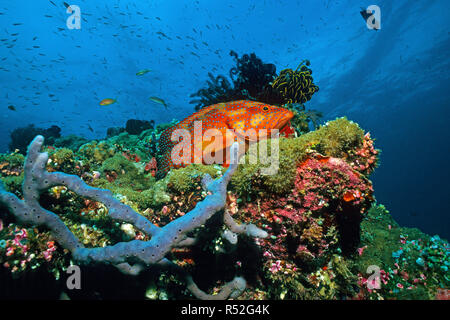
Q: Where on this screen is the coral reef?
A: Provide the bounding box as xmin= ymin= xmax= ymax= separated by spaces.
xmin=125 ymin=119 xmax=155 ymax=135
xmin=78 ymin=140 xmax=117 ymax=165
xmin=282 ymin=103 xmax=323 ymax=135
xmin=0 ymin=152 xmax=24 ymax=177
xmin=0 ymin=224 xmax=69 ymax=277
xmin=53 ymin=134 xmax=88 ymax=151
xmin=227 ymin=151 xmax=375 ymax=298
xmin=0 ymin=116 xmax=448 ymax=300
xmin=9 ymin=124 xmax=61 ymax=154
xmin=230 ymin=117 xmax=371 ymax=196
xmin=353 ymin=204 xmax=449 ymax=300
xmin=0 ymin=136 xmax=267 ymax=299
xmin=106 ymin=126 xmax=126 ymax=138
xmin=0 ymin=152 xmax=25 ymax=196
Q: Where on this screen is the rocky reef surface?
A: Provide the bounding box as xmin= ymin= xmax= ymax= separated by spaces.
xmin=0 ymin=118 xmax=448 ymax=300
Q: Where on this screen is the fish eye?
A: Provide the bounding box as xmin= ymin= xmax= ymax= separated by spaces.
xmin=263 ymin=106 xmax=269 ymax=111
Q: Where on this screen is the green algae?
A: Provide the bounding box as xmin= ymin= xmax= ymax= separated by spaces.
xmin=0 ymin=152 xmax=25 ymax=195
xmin=167 ymin=164 xmax=224 ymax=194
xmin=51 ymin=148 xmax=74 ymax=163
xmin=78 ymin=140 xmax=117 ymax=165
xmin=48 ymin=148 xmax=76 ymax=173
xmin=0 ymin=152 xmax=25 ymax=168
xmin=231 ymin=117 xmax=365 ymax=195
xmin=306 ymin=117 xmax=364 ymax=158
xmin=100 ymin=154 xmax=137 ymax=174
xmin=0 ymin=174 xmax=24 ymax=195
xmin=92 ymin=180 xmax=157 ymax=210
xmin=107 ymin=132 xmax=140 ymax=147
xmin=54 ymin=134 xmax=88 ymax=151
xmin=353 ymin=204 xmax=449 ymax=300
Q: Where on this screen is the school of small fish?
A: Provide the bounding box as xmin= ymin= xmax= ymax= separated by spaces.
xmin=0 ymin=1 xmax=312 ymax=141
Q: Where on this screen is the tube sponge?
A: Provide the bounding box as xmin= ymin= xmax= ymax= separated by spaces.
xmin=0 ymin=135 xmax=267 ymax=299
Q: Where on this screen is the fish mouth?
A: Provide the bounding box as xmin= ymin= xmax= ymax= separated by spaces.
xmin=277 ymin=111 xmax=294 ymax=131
xmin=278 ymin=120 xmax=290 ymax=131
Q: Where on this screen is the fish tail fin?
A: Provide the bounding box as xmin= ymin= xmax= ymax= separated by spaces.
xmin=156 ymin=152 xmax=172 ymax=179
xmin=156 ymin=124 xmax=178 ymax=178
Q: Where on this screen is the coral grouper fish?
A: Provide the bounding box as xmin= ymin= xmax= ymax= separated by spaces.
xmin=157 ymin=100 xmax=294 ymax=177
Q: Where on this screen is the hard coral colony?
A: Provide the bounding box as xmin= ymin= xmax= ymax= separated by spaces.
xmin=0 ymin=55 xmax=448 ymax=301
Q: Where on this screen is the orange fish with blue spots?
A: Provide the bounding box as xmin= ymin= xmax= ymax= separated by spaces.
xmin=157 ymin=100 xmax=294 ymax=177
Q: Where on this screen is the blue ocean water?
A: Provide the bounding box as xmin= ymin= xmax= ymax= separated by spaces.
xmin=0 ymin=0 xmax=448 ymax=239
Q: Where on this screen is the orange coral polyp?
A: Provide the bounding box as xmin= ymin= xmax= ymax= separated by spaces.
xmin=343 ymin=191 xmax=356 ymax=202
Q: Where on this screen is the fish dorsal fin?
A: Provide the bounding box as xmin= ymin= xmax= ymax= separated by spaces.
xmin=158 ymin=105 xmax=222 ymax=151
xmin=185 ymin=103 xmax=224 ymax=122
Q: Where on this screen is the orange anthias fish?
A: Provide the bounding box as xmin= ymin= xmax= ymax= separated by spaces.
xmin=99 ymin=98 xmax=116 ymax=106
xmin=157 ymin=100 xmax=294 ymax=177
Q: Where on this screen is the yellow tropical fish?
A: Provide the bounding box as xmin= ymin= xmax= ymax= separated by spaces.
xmin=136 ymin=69 xmax=151 ymax=76
xmin=149 ymin=96 xmax=167 ymax=108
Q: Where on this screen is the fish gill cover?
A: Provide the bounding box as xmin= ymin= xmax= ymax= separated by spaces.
xmin=0 ymin=0 xmax=449 ymax=302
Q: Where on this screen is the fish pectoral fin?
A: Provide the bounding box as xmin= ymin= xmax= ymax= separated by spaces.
xmin=234 ymin=130 xmax=260 ymax=142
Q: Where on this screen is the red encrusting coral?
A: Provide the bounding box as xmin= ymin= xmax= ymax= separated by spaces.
xmin=145 ymin=157 xmax=158 ymax=177
xmin=122 ymin=150 xmax=141 ymax=163
xmin=348 ymin=132 xmax=379 ymax=175
xmin=279 ymin=122 xmax=296 ymax=138
xmin=233 ymin=142 xmax=376 ymax=274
